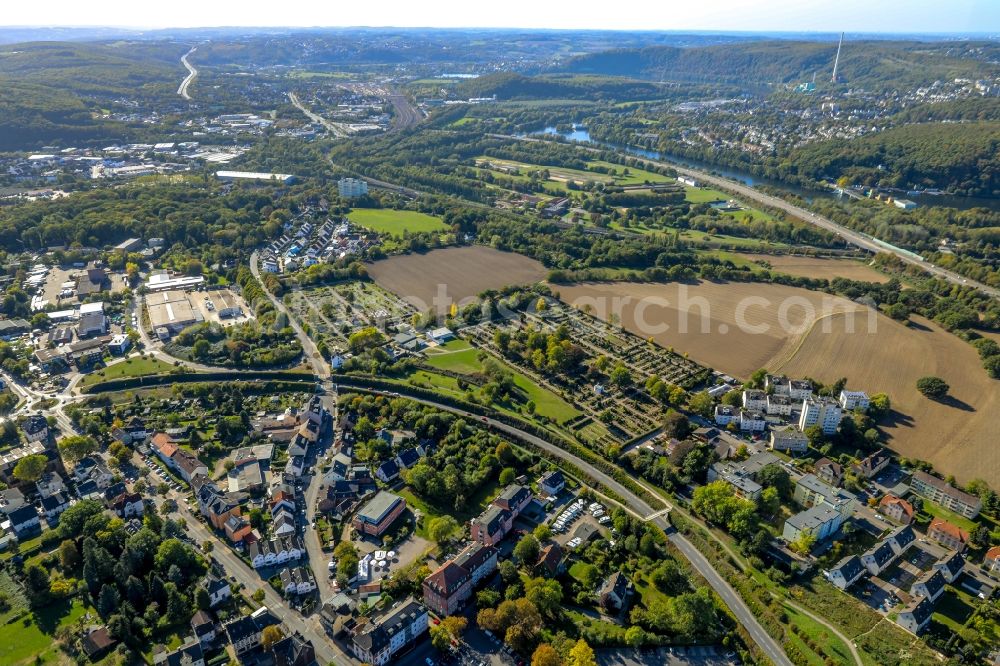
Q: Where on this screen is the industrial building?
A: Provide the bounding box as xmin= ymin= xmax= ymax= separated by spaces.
xmin=216 ymin=170 xmax=295 ymax=184
xmin=147 ymin=290 xmax=203 ymax=340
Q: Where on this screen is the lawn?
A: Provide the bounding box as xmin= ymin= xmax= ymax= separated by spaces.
xmin=683 ymin=186 xmax=729 ymax=203
xmin=919 ymin=501 xmax=980 ymax=533
xmin=400 ymin=477 xmax=499 ymax=538
xmin=511 ymin=373 xmax=580 ymax=423
xmin=347 ymin=208 xmax=447 ymax=238
xmin=0 ymin=597 xmax=92 ymax=665
xmin=931 ymin=588 xmax=977 ymax=633
xmin=80 ymin=356 xmax=175 ymax=387
xmin=424 ymin=348 xmax=483 ymax=375
xmin=585 ymin=160 xmax=671 ymax=185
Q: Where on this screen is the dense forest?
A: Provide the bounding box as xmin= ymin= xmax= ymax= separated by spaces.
xmin=785 ymin=122 xmax=1000 ymax=197
xmin=561 ymin=40 xmax=1000 ymax=89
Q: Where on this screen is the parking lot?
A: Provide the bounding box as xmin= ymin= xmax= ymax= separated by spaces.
xmin=551 ymin=498 xmax=610 ymax=550
xmin=190 ymin=287 xmax=254 ymax=328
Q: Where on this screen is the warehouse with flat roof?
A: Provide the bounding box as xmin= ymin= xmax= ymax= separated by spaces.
xmin=147 ymin=290 xmax=203 ymax=340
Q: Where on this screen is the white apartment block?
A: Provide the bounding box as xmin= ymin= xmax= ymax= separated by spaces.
xmin=338 ymin=177 xmax=369 ymax=198
xmin=788 ymin=379 xmax=814 ymax=400
xmin=765 ymin=394 xmax=794 ymax=416
xmin=738 ymin=409 xmax=766 ymax=432
xmin=839 ymin=390 xmax=870 ymax=411
xmin=742 ymin=389 xmax=767 ymax=412
xmin=798 ymin=397 xmax=842 ymax=435
xmin=769 ymin=425 xmax=809 ymax=453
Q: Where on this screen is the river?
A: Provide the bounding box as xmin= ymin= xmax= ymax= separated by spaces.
xmin=535 ymin=126 xmax=1000 ymax=212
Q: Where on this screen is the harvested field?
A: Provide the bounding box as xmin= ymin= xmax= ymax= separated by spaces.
xmin=555 ymin=280 xmax=866 ymax=380
xmin=368 ymin=246 xmax=547 ymax=311
xmin=739 ymin=254 xmax=890 ymax=283
xmin=777 ymin=313 xmax=999 ymax=486
xmin=558 ymin=279 xmax=997 ymax=484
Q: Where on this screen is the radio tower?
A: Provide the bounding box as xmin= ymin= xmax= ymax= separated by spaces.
xmin=831 ymin=32 xmax=844 ymax=83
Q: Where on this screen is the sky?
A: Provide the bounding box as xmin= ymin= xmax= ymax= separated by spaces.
xmin=1 ymin=0 xmax=997 ymax=34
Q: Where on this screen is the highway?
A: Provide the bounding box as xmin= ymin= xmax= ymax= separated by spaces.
xmin=178 ymin=47 xmax=198 ymax=100
xmin=497 ymin=133 xmax=1000 ymax=300
xmin=288 ymin=92 xmax=349 ymax=138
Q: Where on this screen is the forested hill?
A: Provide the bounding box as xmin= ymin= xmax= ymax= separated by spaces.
xmin=560 ymin=40 xmax=1000 ymax=88
xmin=453 ymin=73 xmax=673 ymax=101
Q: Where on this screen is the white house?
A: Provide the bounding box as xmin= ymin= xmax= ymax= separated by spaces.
xmin=202 ymin=575 xmax=232 ymax=608
xmin=280 ymin=566 xmax=317 ymax=596
xmin=788 ymin=379 xmax=814 ymax=400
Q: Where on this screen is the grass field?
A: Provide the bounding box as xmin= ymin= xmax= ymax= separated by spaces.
xmin=782 ymin=603 xmax=856 ymax=666
xmin=0 ymin=597 xmax=92 ymax=665
xmin=738 ymin=253 xmax=890 ymax=283
xmin=424 ymin=347 xmax=483 ymax=375
xmin=920 ymin=500 xmax=980 ymax=533
xmin=347 ymin=208 xmax=447 ymax=237
xmin=368 ymin=246 xmax=547 ymax=311
xmin=79 ymin=356 xmax=175 ymax=387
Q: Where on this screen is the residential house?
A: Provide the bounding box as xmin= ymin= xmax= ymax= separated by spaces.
xmin=539 ymin=470 xmax=565 ymax=496
xmin=766 ymin=374 xmax=789 ymax=395
xmin=280 ymin=567 xmax=316 ymax=596
xmin=22 ymin=414 xmax=49 ymax=443
xmin=852 ymin=449 xmax=890 ymax=480
xmin=707 ymin=452 xmax=780 ymax=501
xmin=911 ymin=569 xmax=946 ymax=603
xmin=910 ymin=471 xmax=982 ymax=519
xmin=271 ymin=510 xmax=296 ymax=537
xmin=110 ymin=492 xmax=144 ymax=518
xmin=249 ymin=537 xmax=304 ymax=569
xmin=36 ymin=471 xmax=67 ymax=499
xmin=172 ymin=449 xmax=208 ymax=484
xmin=879 ymin=495 xmax=915 ymax=525
xmin=896 ymin=597 xmax=934 ymax=634
xmin=8 ymin=505 xmax=40 ymax=538
xmin=814 ymin=458 xmax=843 ymax=487
xmin=714 ymin=404 xmax=737 ymax=426
xmin=827 ymin=555 xmax=865 ymax=590
xmin=201 ymin=574 xmax=231 ymax=608
xmin=927 ymin=518 xmax=970 ymax=552
xmin=492 ymin=484 xmax=532 ymax=516
xmin=266 ymin=632 xmax=315 ymax=666
xmin=40 ymin=492 xmax=71 ymax=522
xmin=765 ymin=394 xmax=794 ymax=416
xmin=537 ymin=543 xmax=564 ymax=577
xmin=224 ymin=607 xmax=280 ymax=656
xmin=375 ymin=459 xmax=400 ymax=483
xmin=793 ymin=474 xmax=855 ymax=521
xmin=190 ymin=609 xmax=216 ymax=646
xmin=350 ymin=598 xmax=428 ymax=666
xmin=788 ymin=379 xmax=814 ymax=400
xmin=886 ymin=525 xmax=917 ymax=555
xmin=353 ymin=491 xmax=406 ymax=537
xmin=395 ymin=448 xmax=420 ymax=470
xmin=599 ymin=571 xmax=633 ymax=612
xmin=224 ymin=515 xmax=253 ymax=543
xmin=768 ymin=425 xmax=808 ymax=453
xmin=933 ymin=552 xmax=965 ymax=584
xmin=984 ymin=546 xmax=1000 ymax=576
xmin=862 ymin=541 xmax=898 ymax=576
xmin=782 ymin=504 xmax=844 ymax=543
xmin=81 ymin=627 xmax=117 ymax=661
xmin=196 ymin=482 xmax=243 ymax=531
